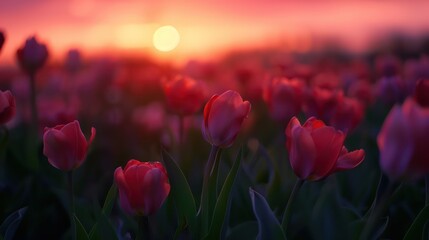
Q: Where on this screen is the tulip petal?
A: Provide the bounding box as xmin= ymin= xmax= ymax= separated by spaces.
xmin=60 ymin=121 xmax=87 ymax=167
xmin=142 ymin=168 xmax=170 ymax=215
xmin=334 ymin=148 xmax=365 ymax=172
xmin=114 ymin=167 xmax=135 ymax=215
xmin=43 ymin=129 xmax=74 ymax=170
xmin=289 ymin=125 xmax=317 ymax=179
xmin=285 ymin=117 xmax=301 ymax=151
xmin=377 ymin=105 xmax=414 ymax=179
xmin=309 ymin=126 xmax=345 ymax=180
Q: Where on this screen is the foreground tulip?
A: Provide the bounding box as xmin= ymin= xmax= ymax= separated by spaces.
xmin=163 ymin=75 xmax=205 ymax=116
xmin=43 ymin=120 xmax=95 ymax=171
xmin=285 ymin=117 xmax=365 ymax=181
xmin=114 ymin=160 xmax=170 ymax=216
xmin=377 ymin=98 xmax=429 ymax=180
xmin=263 ymin=77 xmax=304 ymax=123
xmin=414 ymin=79 xmax=429 ymax=107
xmin=0 ymin=31 xmax=4 ymax=53
xmin=202 ymin=90 xmax=251 ymax=148
xmin=0 ymin=90 xmax=16 ymax=125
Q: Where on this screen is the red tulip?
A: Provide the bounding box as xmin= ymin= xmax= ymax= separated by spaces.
xmin=377 ymin=98 xmax=429 ymax=180
xmin=114 ymin=160 xmax=170 ymax=216
xmin=202 ymin=90 xmax=251 ymax=148
xmin=43 ymin=120 xmax=95 ymax=171
xmin=329 ymin=97 xmax=364 ymax=133
xmin=303 ymin=86 xmax=342 ymax=123
xmin=263 ymin=77 xmax=304 ymax=123
xmin=163 ymin=75 xmax=205 ymax=115
xmin=0 ymin=31 xmax=5 ymax=53
xmin=414 ymin=79 xmax=429 ymax=107
xmin=0 ymin=90 xmax=16 ymax=125
xmin=16 ymin=36 xmax=48 ymax=74
xmin=285 ymin=117 xmax=365 ymax=181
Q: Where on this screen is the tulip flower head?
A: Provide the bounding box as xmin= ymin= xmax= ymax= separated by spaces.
xmin=414 ymin=79 xmax=429 ymax=107
xmin=0 ymin=31 xmax=5 ymax=54
xmin=0 ymin=90 xmax=16 ymax=125
xmin=377 ymin=98 xmax=429 ymax=180
xmin=163 ymin=75 xmax=205 ymax=116
xmin=263 ymin=77 xmax=304 ymax=123
xmin=114 ymin=160 xmax=170 ymax=216
xmin=202 ymin=90 xmax=251 ymax=148
xmin=43 ymin=120 xmax=95 ymax=171
xmin=16 ymin=36 xmax=49 ymax=74
xmin=286 ymin=117 xmax=365 ymax=181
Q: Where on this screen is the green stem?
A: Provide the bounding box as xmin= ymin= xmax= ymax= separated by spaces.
xmin=137 ymin=216 xmax=150 ymax=240
xmin=281 ymin=178 xmax=304 ymax=232
xmin=359 ymin=181 xmax=400 ymax=240
xmin=67 ymin=171 xmax=76 ymax=240
xmin=198 ymin=145 xmax=220 ymax=237
xmin=27 ymin=72 xmax=39 ymax=171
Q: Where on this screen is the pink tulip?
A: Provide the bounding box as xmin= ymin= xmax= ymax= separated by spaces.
xmin=414 ymin=79 xmax=429 ymax=107
xmin=0 ymin=90 xmax=16 ymax=125
xmin=377 ymin=98 xmax=429 ymax=180
xmin=0 ymin=31 xmax=5 ymax=53
xmin=285 ymin=117 xmax=365 ymax=181
xmin=303 ymin=86 xmax=342 ymax=123
xmin=263 ymin=77 xmax=304 ymax=123
xmin=16 ymin=36 xmax=48 ymax=74
xmin=163 ymin=75 xmax=205 ymax=116
xmin=43 ymin=120 xmax=95 ymax=171
xmin=202 ymin=90 xmax=251 ymax=148
xmin=114 ymin=160 xmax=170 ymax=216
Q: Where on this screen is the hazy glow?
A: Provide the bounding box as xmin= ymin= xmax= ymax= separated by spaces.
xmin=152 ymin=25 xmax=180 ymax=52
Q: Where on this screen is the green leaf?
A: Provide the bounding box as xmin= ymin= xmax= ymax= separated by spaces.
xmin=204 ymin=149 xmax=242 ymax=240
xmin=404 ymin=204 xmax=429 ymax=240
xmin=226 ymin=221 xmax=258 ymax=240
xmin=0 ymin=207 xmax=27 ymax=240
xmin=161 ymin=149 xmax=197 ymax=234
xmin=249 ymin=189 xmax=286 ymax=240
xmin=74 ymin=215 xmax=90 ymax=240
xmin=88 ymin=183 xmax=118 ymax=240
xmin=102 ymin=183 xmax=117 ymax=216
xmin=88 ymin=213 xmax=118 ymax=240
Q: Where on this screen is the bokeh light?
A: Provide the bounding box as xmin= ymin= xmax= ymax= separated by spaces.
xmin=152 ymin=25 xmax=180 ymax=52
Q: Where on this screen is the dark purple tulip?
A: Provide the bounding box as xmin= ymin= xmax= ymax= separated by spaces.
xmin=16 ymin=36 xmax=49 ymax=74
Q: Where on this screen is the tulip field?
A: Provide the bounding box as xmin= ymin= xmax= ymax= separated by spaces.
xmin=1 ymin=31 xmax=429 ymax=240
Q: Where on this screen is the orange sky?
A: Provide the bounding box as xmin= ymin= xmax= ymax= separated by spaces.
xmin=1 ymin=1 xmax=429 ymax=66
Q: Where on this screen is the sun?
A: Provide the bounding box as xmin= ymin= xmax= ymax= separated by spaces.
xmin=152 ymin=25 xmax=180 ymax=52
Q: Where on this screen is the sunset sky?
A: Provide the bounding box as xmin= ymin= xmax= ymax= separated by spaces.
xmin=1 ymin=0 xmax=429 ymax=66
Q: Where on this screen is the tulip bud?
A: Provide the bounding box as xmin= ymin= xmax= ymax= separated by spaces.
xmin=114 ymin=160 xmax=170 ymax=216
xmin=329 ymin=97 xmax=364 ymax=133
xmin=303 ymin=86 xmax=342 ymax=123
xmin=285 ymin=117 xmax=365 ymax=181
xmin=377 ymin=98 xmax=429 ymax=180
xmin=16 ymin=36 xmax=49 ymax=74
xmin=202 ymin=90 xmax=251 ymax=148
xmin=263 ymin=77 xmax=304 ymax=123
xmin=0 ymin=90 xmax=16 ymax=125
xmin=0 ymin=31 xmax=5 ymax=54
xmin=43 ymin=120 xmax=95 ymax=171
xmin=163 ymin=75 xmax=205 ymax=116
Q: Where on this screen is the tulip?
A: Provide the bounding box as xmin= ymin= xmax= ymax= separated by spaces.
xmin=377 ymin=98 xmax=429 ymax=180
xmin=263 ymin=77 xmax=304 ymax=123
xmin=0 ymin=31 xmax=5 ymax=53
xmin=43 ymin=120 xmax=95 ymax=171
xmin=202 ymin=90 xmax=251 ymax=148
xmin=303 ymin=86 xmax=342 ymax=123
xmin=114 ymin=160 xmax=170 ymax=216
xmin=0 ymin=90 xmax=16 ymax=125
xmin=285 ymin=117 xmax=365 ymax=181
xmin=163 ymin=75 xmax=205 ymax=116
xmin=329 ymin=97 xmax=364 ymax=133
xmin=16 ymin=36 xmax=48 ymax=74
xmin=414 ymin=79 xmax=429 ymax=107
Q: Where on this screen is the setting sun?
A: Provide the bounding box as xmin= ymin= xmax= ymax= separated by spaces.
xmin=152 ymin=25 xmax=180 ymax=52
